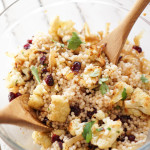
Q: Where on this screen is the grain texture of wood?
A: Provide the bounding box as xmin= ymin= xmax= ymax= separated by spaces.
xmin=101 ymin=0 xmax=150 ymax=64
xmin=0 ymin=95 xmax=51 ymax=132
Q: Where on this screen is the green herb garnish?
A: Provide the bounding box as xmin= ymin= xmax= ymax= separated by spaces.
xmin=116 ymin=131 xmax=120 ymax=133
xmin=68 ymin=32 xmax=83 ymax=50
xmin=121 ymin=88 xmax=127 ymax=101
xmin=96 ymin=127 xmax=104 ymax=132
xmin=140 ymin=74 xmax=149 ymax=83
xmin=43 ymin=63 xmax=47 ymax=66
xmin=99 ymin=78 xmax=109 ymax=95
xmin=90 ymin=69 xmax=100 ymax=77
xmin=99 ymin=77 xmax=109 ymax=84
xmin=82 ymin=121 xmax=95 ymax=143
xmin=107 ymin=127 xmax=111 ymax=131
xmin=15 ymin=80 xmax=18 ymax=85
xmin=31 ymin=66 xmax=40 ymax=84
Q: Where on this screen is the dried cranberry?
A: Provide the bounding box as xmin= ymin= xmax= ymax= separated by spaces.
xmin=88 ymin=143 xmax=98 ymax=149
xmin=133 ymin=45 xmax=142 ymax=53
xmin=115 ymin=115 xmax=131 ymax=124
xmin=42 ymin=117 xmax=48 ymax=125
xmin=42 ymin=68 xmax=47 ymax=73
xmin=70 ymin=105 xmax=81 ymax=116
xmin=8 ymin=92 xmax=22 ymax=102
xmin=24 ymin=43 xmax=30 ymax=50
xmin=98 ymin=120 xmax=104 ymax=126
xmin=40 ymin=55 xmax=46 ymax=65
xmin=8 ymin=92 xmax=16 ymax=102
xmin=51 ymin=134 xmax=63 ymax=143
xmin=118 ymin=56 xmax=123 ymax=63
xmin=71 ymin=61 xmax=81 ymax=73
xmin=117 ymin=134 xmax=126 ymax=142
xmin=27 ymin=39 xmax=32 ymax=44
xmin=58 ymin=141 xmax=63 ymax=150
xmin=124 ymin=128 xmax=127 ymax=132
xmin=128 ymin=134 xmax=135 ymax=141
xmin=45 ymin=74 xmax=54 ymax=86
xmin=15 ymin=92 xmax=21 ymax=97
xmin=87 ymin=108 xmax=97 ymax=119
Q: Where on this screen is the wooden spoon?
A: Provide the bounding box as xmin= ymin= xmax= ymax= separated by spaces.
xmin=0 ymin=94 xmax=51 ymax=132
xmin=100 ymin=0 xmax=150 ymax=64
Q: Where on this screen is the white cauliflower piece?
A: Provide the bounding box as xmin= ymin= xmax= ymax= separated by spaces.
xmin=28 ymin=94 xmax=44 ymax=110
xmin=91 ymin=117 xmax=123 ymax=149
xmin=28 ymin=84 xmax=47 ymax=109
xmin=6 ymin=70 xmax=25 ymax=88
xmin=92 ymin=110 xmax=106 ymax=120
xmin=125 ymin=88 xmax=150 ymax=115
xmin=111 ymin=81 xmax=133 ymax=104
xmin=126 ymin=108 xmax=142 ymax=117
xmin=48 ymin=95 xmax=70 ymax=122
xmin=33 ymin=84 xmax=47 ymax=96
xmin=32 ymin=131 xmax=51 ymax=148
xmin=52 ymin=130 xmax=65 ymax=136
xmin=48 ymin=16 xmax=76 ymax=41
xmin=68 ymin=118 xmax=85 ymax=136
xmin=79 ymin=65 xmax=102 ymax=89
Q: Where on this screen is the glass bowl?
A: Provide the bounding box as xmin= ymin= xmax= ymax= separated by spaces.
xmin=0 ymin=0 xmax=150 ymax=149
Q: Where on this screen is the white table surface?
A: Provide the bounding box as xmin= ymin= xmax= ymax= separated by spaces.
xmin=0 ymin=0 xmax=149 ymax=150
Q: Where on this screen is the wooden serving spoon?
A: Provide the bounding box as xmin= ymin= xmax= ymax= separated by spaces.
xmin=0 ymin=95 xmax=51 ymax=132
xmin=101 ymin=0 xmax=150 ymax=64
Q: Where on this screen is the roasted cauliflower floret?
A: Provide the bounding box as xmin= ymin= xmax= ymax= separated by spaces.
xmin=28 ymin=83 xmax=47 ymax=109
xmin=125 ymin=88 xmax=150 ymax=115
xmin=48 ymin=95 xmax=70 ymax=122
xmin=52 ymin=130 xmax=65 ymax=136
xmin=6 ymin=70 xmax=25 ymax=88
xmin=48 ymin=16 xmax=76 ymax=42
xmin=68 ymin=118 xmax=85 ymax=136
xmin=32 ymin=131 xmax=51 ymax=148
xmin=79 ymin=65 xmax=102 ymax=89
xmin=92 ymin=110 xmax=106 ymax=121
xmin=111 ymin=81 xmax=133 ymax=104
xmin=91 ymin=117 xmax=123 ymax=149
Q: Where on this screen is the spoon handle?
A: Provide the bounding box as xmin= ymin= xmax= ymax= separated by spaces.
xmin=120 ymin=0 xmax=149 ymax=38
xmin=0 ymin=95 xmax=51 ymax=132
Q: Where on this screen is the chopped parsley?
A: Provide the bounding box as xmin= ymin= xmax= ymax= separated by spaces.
xmin=68 ymin=32 xmax=83 ymax=50
xmin=121 ymin=88 xmax=127 ymax=101
xmin=43 ymin=63 xmax=48 ymax=66
xmin=15 ymin=80 xmax=18 ymax=85
xmin=82 ymin=121 xmax=95 ymax=143
xmin=90 ymin=69 xmax=100 ymax=77
xmin=107 ymin=127 xmax=111 ymax=131
xmin=96 ymin=127 xmax=104 ymax=132
xmin=140 ymin=74 xmax=149 ymax=83
xmin=99 ymin=78 xmax=109 ymax=95
xmin=31 ymin=66 xmax=40 ymax=84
